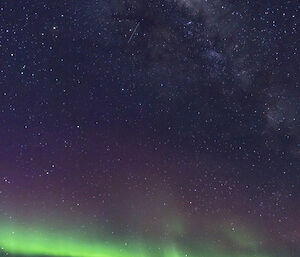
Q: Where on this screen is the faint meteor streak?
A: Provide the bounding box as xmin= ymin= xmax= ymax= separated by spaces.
xmin=128 ymin=22 xmax=140 ymax=43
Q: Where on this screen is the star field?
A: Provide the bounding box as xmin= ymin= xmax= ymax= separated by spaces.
xmin=0 ymin=1 xmax=299 ymax=257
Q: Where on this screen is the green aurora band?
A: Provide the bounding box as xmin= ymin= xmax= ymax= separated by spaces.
xmin=0 ymin=221 xmax=284 ymax=257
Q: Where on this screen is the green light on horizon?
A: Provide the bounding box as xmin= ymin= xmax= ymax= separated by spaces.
xmin=0 ymin=221 xmax=278 ymax=257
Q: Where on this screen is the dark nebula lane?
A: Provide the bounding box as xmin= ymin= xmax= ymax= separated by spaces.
xmin=0 ymin=0 xmax=299 ymax=257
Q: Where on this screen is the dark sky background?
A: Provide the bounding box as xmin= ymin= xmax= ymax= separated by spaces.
xmin=0 ymin=1 xmax=299 ymax=257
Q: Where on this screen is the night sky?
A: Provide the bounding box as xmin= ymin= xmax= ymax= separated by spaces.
xmin=0 ymin=1 xmax=299 ymax=257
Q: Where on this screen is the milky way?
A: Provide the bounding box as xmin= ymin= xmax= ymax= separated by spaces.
xmin=0 ymin=0 xmax=299 ymax=257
